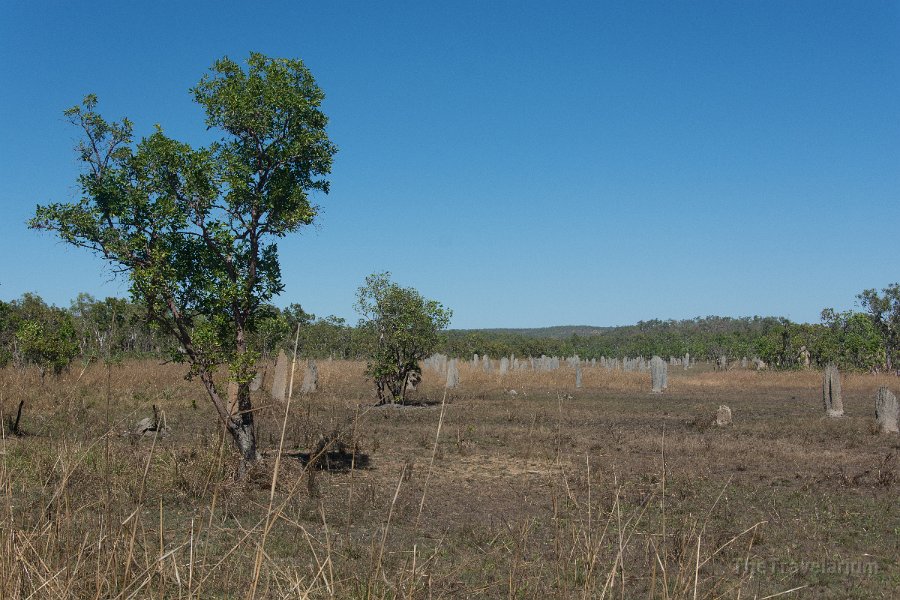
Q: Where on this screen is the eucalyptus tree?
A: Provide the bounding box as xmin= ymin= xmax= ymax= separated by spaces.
xmin=29 ymin=53 xmax=337 ymax=472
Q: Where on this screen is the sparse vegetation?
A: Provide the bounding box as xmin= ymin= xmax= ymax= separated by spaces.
xmin=0 ymin=359 xmax=896 ymax=598
xmin=7 ymin=50 xmax=899 ymax=597
xmin=5 ymin=3 xmax=896 ymax=596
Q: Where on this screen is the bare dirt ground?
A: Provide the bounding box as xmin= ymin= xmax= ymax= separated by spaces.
xmin=1 ymin=360 xmax=897 ymax=598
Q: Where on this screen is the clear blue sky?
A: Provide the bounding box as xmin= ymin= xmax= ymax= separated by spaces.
xmin=1 ymin=1 xmax=898 ymax=328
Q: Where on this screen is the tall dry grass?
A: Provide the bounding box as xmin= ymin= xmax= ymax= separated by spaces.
xmin=1 ymin=359 xmax=889 ymax=598
xmin=0 ymin=434 xmax=777 ymax=598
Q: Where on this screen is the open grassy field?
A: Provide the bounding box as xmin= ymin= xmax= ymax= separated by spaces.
xmin=1 ymin=360 xmax=897 ymax=598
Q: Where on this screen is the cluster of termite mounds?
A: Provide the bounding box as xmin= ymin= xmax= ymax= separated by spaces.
xmin=259 ymin=350 xmax=319 ymax=403
xmin=422 ymin=352 xmax=900 ymax=436
xmin=821 ymin=363 xmax=899 ymax=434
xmin=648 ymin=355 xmax=732 ymax=428
xmin=424 ymin=351 xmax=695 ymax=392
xmin=647 ymin=355 xmax=899 ymax=434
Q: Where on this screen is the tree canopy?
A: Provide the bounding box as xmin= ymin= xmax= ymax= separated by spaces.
xmin=29 ymin=53 xmax=337 ymax=470
xmin=356 ymin=273 xmax=452 ymax=403
xmin=856 ymin=283 xmax=900 ymax=370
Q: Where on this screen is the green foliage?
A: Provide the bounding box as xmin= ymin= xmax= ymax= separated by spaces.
xmin=301 ymin=315 xmax=356 ymax=358
xmin=856 ymin=284 xmax=900 ymax=370
xmin=4 ymin=284 xmax=898 ymax=378
xmin=752 ymin=326 xmax=784 ymax=368
xmin=356 ymin=273 xmax=452 ymax=403
xmin=16 ymin=315 xmax=78 ymax=376
xmin=250 ymin=304 xmax=291 ymax=359
xmin=28 ymin=53 xmax=337 ymax=462
xmin=819 ymin=309 xmax=884 ymax=371
xmin=446 ymin=316 xmax=802 ymax=366
xmin=1 ymin=294 xmax=81 ymax=373
xmin=31 ymin=54 xmax=335 ymax=376
xmin=68 ymin=293 xmax=161 ymax=360
xmin=841 ymin=313 xmax=884 ymax=370
xmin=247 ymin=303 xmax=360 ymax=360
xmin=29 ymin=53 xmax=335 ymax=372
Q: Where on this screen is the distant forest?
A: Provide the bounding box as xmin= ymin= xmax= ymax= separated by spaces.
xmin=2 ymin=286 xmax=897 ymax=375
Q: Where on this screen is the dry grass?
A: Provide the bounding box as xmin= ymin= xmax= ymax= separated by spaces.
xmin=0 ymin=359 xmax=897 ymax=598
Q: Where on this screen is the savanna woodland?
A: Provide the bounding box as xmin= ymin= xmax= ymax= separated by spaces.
xmin=1 ymin=53 xmax=897 ymax=599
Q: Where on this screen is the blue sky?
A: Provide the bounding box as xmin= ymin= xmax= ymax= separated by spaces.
xmin=1 ymin=1 xmax=898 ymax=328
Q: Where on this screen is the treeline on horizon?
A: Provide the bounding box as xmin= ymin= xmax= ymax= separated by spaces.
xmin=1 ymin=285 xmax=898 ymax=376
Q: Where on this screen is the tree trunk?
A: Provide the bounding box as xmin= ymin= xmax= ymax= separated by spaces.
xmin=198 ymin=370 xmax=260 ymax=477
xmin=229 ymin=407 xmax=259 ymax=478
xmin=229 ymin=381 xmax=260 ymax=465
xmin=8 ymin=400 xmax=25 ymax=436
xmin=398 ymin=370 xmax=409 ymax=403
xmin=230 ymin=323 xmax=261 ymax=473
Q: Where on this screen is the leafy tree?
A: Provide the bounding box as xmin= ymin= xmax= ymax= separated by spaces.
xmin=841 ymin=313 xmax=884 ymax=370
xmin=752 ymin=329 xmax=781 ymax=367
xmin=69 ymin=293 xmax=136 ymax=358
xmin=251 ymin=304 xmax=292 ymax=359
xmin=16 ymin=320 xmax=77 ymax=376
xmin=301 ymin=315 xmax=355 ymax=358
xmin=283 ymin=303 xmax=315 ymax=331
xmin=857 ymin=284 xmax=900 ymax=370
xmin=752 ymin=318 xmax=796 ymax=368
xmin=820 ymin=308 xmax=885 ymax=371
xmin=15 ymin=308 xmax=79 ymax=377
xmin=356 ymin=272 xmax=451 ymax=404
xmin=29 ymin=53 xmax=337 ymax=471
